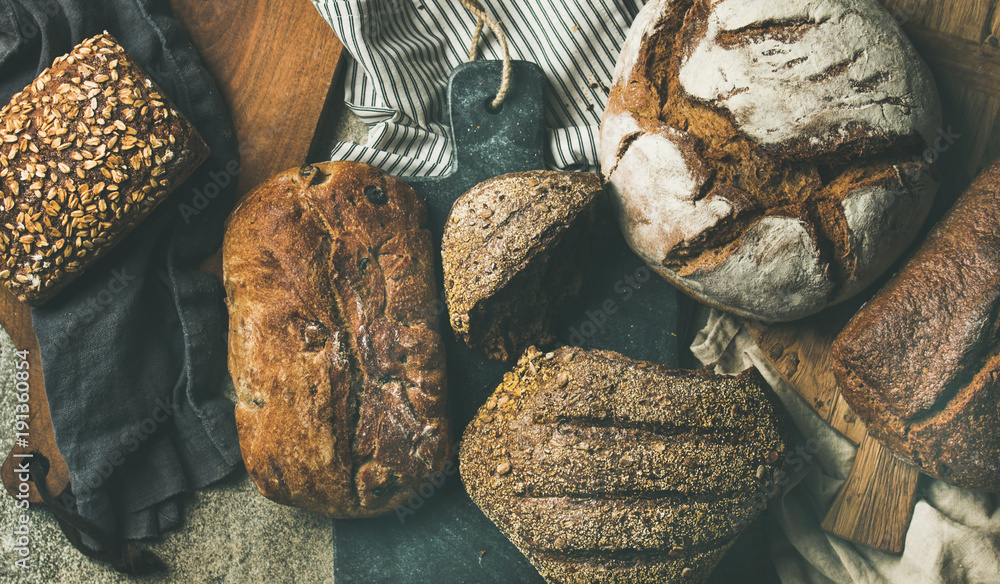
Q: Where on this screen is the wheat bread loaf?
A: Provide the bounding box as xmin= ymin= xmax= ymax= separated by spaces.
xmin=224 ymin=161 xmax=452 ymax=517
xmin=0 ymin=32 xmax=209 ymax=305
xmin=461 ymin=346 xmax=790 ymax=583
xmin=832 ymin=159 xmax=1000 ymax=491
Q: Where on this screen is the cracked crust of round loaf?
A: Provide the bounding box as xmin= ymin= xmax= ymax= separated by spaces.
xmin=600 ymin=0 xmax=942 ymax=322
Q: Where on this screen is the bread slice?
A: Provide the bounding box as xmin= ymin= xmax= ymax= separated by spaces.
xmin=460 ymin=346 xmax=790 ymax=583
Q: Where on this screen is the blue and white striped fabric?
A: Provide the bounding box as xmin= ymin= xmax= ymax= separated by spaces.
xmin=310 ymin=0 xmax=644 ymax=176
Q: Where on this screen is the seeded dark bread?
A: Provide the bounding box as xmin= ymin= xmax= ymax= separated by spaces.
xmin=832 ymin=159 xmax=1000 ymax=491
xmin=0 ymin=33 xmax=209 ymax=305
xmin=600 ymin=0 xmax=942 ymax=322
xmin=442 ymin=171 xmax=605 ymax=362
xmin=224 ymin=161 xmax=452 ymax=517
xmin=460 ymin=346 xmax=790 ymax=583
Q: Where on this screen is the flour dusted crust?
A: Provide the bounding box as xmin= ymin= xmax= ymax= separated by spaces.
xmin=678 ymin=0 xmax=940 ymax=154
xmin=601 ymin=0 xmax=941 ymax=322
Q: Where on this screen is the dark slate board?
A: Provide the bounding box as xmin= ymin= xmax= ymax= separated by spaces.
xmin=333 ymin=60 xmax=679 ymax=583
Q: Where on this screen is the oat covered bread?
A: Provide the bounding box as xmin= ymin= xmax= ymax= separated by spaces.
xmin=832 ymin=159 xmax=1000 ymax=491
xmin=0 ymin=33 xmax=209 ymax=305
xmin=600 ymin=0 xmax=942 ymax=322
xmin=224 ymin=161 xmax=452 ymax=517
xmin=442 ymin=171 xmax=605 ymax=362
xmin=460 ymin=346 xmax=790 ymax=583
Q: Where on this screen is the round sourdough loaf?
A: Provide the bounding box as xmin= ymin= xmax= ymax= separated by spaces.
xmin=600 ymin=0 xmax=942 ymax=322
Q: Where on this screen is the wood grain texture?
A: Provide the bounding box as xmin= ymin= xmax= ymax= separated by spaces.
xmin=745 ymin=0 xmax=1000 ymax=555
xmin=744 ymin=306 xmax=866 ymax=446
xmin=885 ymin=0 xmax=1000 ymax=191
xmin=0 ymin=287 xmax=67 ymax=503
xmin=167 ymin=0 xmax=344 ymax=198
xmin=821 ymin=434 xmax=921 ymax=554
xmin=2 ymin=0 xmax=344 ymax=503
xmin=745 ymin=313 xmax=921 ymax=555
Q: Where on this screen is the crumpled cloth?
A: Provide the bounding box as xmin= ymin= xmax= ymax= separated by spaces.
xmin=0 ymin=0 xmax=241 ymax=542
xmin=692 ymin=309 xmax=1000 ymax=584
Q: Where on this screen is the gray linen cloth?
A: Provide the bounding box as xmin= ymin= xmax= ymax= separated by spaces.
xmin=1 ymin=0 xmax=242 ymax=548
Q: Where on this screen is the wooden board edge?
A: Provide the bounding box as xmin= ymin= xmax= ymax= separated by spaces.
xmin=821 ymin=432 xmax=921 ymax=554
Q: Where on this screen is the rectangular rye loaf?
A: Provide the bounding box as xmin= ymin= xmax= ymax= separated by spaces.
xmin=832 ymin=158 xmax=1000 ymax=491
xmin=0 ymin=33 xmax=209 ymax=305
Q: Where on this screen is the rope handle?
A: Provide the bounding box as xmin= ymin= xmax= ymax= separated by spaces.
xmin=459 ymin=0 xmax=512 ymax=109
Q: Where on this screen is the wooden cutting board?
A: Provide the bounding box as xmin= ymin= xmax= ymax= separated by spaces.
xmin=1 ymin=0 xmax=343 ymax=503
xmin=742 ymin=0 xmax=1000 ymax=555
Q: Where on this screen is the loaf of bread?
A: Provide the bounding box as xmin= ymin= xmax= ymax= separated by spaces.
xmin=442 ymin=171 xmax=605 ymax=362
xmin=460 ymin=346 xmax=789 ymax=583
xmin=600 ymin=0 xmax=941 ymax=322
xmin=224 ymin=161 xmax=452 ymax=517
xmin=0 ymin=33 xmax=209 ymax=305
xmin=832 ymin=159 xmax=1000 ymax=491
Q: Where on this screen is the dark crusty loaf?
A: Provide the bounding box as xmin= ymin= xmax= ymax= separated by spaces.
xmin=600 ymin=0 xmax=941 ymax=322
xmin=832 ymin=159 xmax=1000 ymax=491
xmin=460 ymin=346 xmax=789 ymax=583
xmin=224 ymin=161 xmax=452 ymax=517
xmin=442 ymin=171 xmax=605 ymax=362
xmin=0 ymin=33 xmax=209 ymax=305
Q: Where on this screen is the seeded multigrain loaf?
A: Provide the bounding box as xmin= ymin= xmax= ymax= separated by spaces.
xmin=0 ymin=33 xmax=209 ymax=305
xmin=832 ymin=159 xmax=1000 ymax=491
xmin=600 ymin=0 xmax=942 ymax=322
xmin=460 ymin=346 xmax=790 ymax=584
xmin=224 ymin=161 xmax=452 ymax=518
xmin=442 ymin=171 xmax=605 ymax=362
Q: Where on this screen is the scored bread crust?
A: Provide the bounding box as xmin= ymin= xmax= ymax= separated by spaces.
xmin=223 ymin=161 xmax=451 ymax=517
xmin=832 ymin=159 xmax=1000 ymax=491
xmin=600 ymin=0 xmax=941 ymax=322
xmin=460 ymin=346 xmax=790 ymax=583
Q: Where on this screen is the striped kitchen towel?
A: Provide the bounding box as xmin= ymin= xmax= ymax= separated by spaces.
xmin=310 ymin=0 xmax=644 ymax=175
